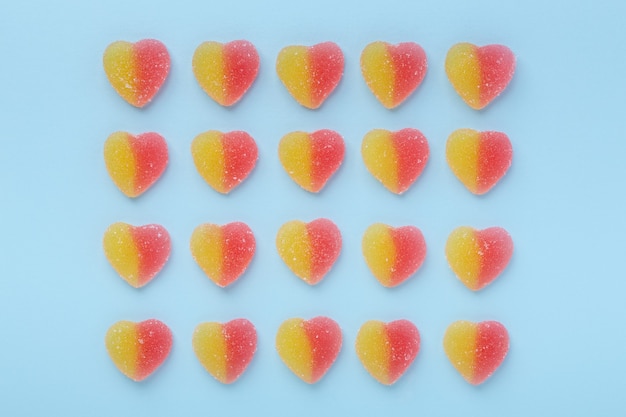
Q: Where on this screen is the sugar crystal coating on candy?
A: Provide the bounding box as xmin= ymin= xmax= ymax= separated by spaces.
xmin=192 ymin=130 xmax=258 ymax=194
xmin=104 ymin=131 xmax=168 ymax=198
xmin=193 ymin=319 xmax=257 ymax=384
xmin=445 ymin=43 xmax=515 ymax=110
xmin=355 ymin=320 xmax=420 ymax=385
xmin=362 ymin=224 xmax=426 ymax=288
xmin=103 ymin=222 xmax=171 ymax=288
xmin=446 ymin=129 xmax=512 ymax=195
xmin=276 ymin=42 xmax=344 ymax=109
xmin=443 ymin=320 xmax=509 ymax=385
xmin=193 ymin=40 xmax=260 ymax=106
xmin=278 ymin=129 xmax=345 ymax=193
xmin=190 ymin=222 xmax=256 ymax=288
xmin=105 ymin=319 xmax=172 ymax=381
xmin=103 ymin=39 xmax=170 ymax=107
xmin=445 ymin=226 xmax=513 ymax=291
xmin=276 ymin=218 xmax=342 ymax=285
xmin=362 ymin=128 xmax=429 ymax=194
xmin=276 ymin=316 xmax=342 ymax=384
xmin=360 ymin=41 xmax=428 ymax=109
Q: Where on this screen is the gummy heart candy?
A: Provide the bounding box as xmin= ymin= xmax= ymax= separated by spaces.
xmin=103 ymin=39 xmax=170 ymax=107
xmin=360 ymin=41 xmax=427 ymax=109
xmin=278 ymin=129 xmax=345 ymax=193
xmin=190 ymin=222 xmax=256 ymax=288
xmin=362 ymin=223 xmax=426 ymax=288
xmin=192 ymin=40 xmax=259 ymax=106
xmin=445 ymin=226 xmax=513 ymax=291
xmin=443 ymin=320 xmax=509 ymax=385
xmin=193 ymin=319 xmax=257 ymax=384
xmin=191 ymin=130 xmax=258 ymax=194
xmin=446 ymin=128 xmax=512 ymax=195
xmin=276 ymin=42 xmax=344 ymax=109
xmin=105 ymin=319 xmax=172 ymax=381
xmin=103 ymin=222 xmax=171 ymax=288
xmin=276 ymin=218 xmax=342 ymax=285
xmin=355 ymin=319 xmax=420 ymax=385
xmin=362 ymin=128 xmax=429 ymax=194
xmin=104 ymin=131 xmax=168 ymax=198
xmin=276 ymin=316 xmax=342 ymax=384
xmin=445 ymin=43 xmax=515 ymax=110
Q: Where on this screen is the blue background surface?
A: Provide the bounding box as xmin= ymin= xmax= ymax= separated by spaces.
xmin=1 ymin=0 xmax=625 ymax=415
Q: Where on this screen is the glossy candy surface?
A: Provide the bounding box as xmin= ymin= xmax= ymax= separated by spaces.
xmin=276 ymin=219 xmax=342 ymax=285
xmin=103 ymin=39 xmax=170 ymax=107
xmin=443 ymin=320 xmax=509 ymax=385
xmin=276 ymin=42 xmax=344 ymax=109
xmin=361 ymin=41 xmax=427 ymax=109
xmin=193 ymin=40 xmax=259 ymax=106
xmin=193 ymin=319 xmax=257 ymax=384
xmin=103 ymin=223 xmax=171 ymax=288
xmin=190 ymin=222 xmax=256 ymax=287
xmin=105 ymin=319 xmax=172 ymax=381
xmin=355 ymin=320 xmax=420 ymax=385
xmin=276 ymin=317 xmax=342 ymax=384
xmin=362 ymin=128 xmax=429 ymax=194
xmin=445 ymin=43 xmax=515 ymax=110
xmin=279 ymin=129 xmax=345 ymax=193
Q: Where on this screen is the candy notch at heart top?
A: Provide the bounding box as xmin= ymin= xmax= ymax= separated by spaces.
xmin=445 ymin=226 xmax=513 ymax=291
xmin=445 ymin=43 xmax=515 ymax=110
xmin=443 ymin=320 xmax=509 ymax=385
xmin=276 ymin=317 xmax=342 ymax=384
xmin=105 ymin=319 xmax=172 ymax=381
xmin=193 ymin=40 xmax=260 ymax=106
xmin=276 ymin=218 xmax=342 ymax=285
xmin=356 ymin=320 xmax=420 ymax=385
xmin=193 ymin=319 xmax=257 ymax=384
xmin=103 ymin=222 xmax=171 ymax=288
xmin=446 ymin=129 xmax=512 ymax=195
xmin=279 ymin=129 xmax=345 ymax=193
xmin=362 ymin=128 xmax=429 ymax=194
xmin=360 ymin=41 xmax=428 ymax=109
xmin=192 ymin=130 xmax=258 ymax=194
xmin=190 ymin=222 xmax=256 ymax=288
xmin=103 ymin=39 xmax=170 ymax=107
xmin=362 ymin=224 xmax=427 ymax=288
xmin=276 ymin=42 xmax=344 ymax=109
xmin=104 ymin=132 xmax=168 ymax=198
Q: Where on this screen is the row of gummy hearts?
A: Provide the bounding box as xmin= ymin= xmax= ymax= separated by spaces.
xmin=105 ymin=128 xmax=512 ymax=197
xmin=106 ymin=317 xmax=509 ymax=386
xmin=103 ymin=220 xmax=513 ymax=290
xmin=104 ymin=40 xmax=515 ymax=110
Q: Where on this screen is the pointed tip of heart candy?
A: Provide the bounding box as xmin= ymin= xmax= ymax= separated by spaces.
xmin=445 ymin=42 xmax=515 ymax=110
xmin=190 ymin=222 xmax=256 ymax=288
xmin=105 ymin=319 xmax=173 ymax=381
xmin=445 ymin=226 xmax=513 ymax=291
xmin=193 ymin=319 xmax=257 ymax=384
xmin=103 ymin=222 xmax=171 ymax=288
xmin=191 ymin=130 xmax=258 ymax=194
xmin=192 ymin=40 xmax=260 ymax=107
xmin=103 ymin=39 xmax=170 ymax=108
xmin=278 ymin=129 xmax=345 ymax=193
xmin=104 ymin=131 xmax=168 ymax=198
xmin=443 ymin=320 xmax=509 ymax=385
xmin=446 ymin=129 xmax=513 ymax=195
xmin=355 ymin=319 xmax=420 ymax=385
xmin=276 ymin=316 xmax=342 ymax=384
xmin=361 ymin=41 xmax=428 ymax=109
xmin=276 ymin=42 xmax=344 ymax=109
